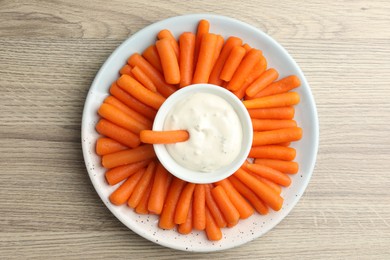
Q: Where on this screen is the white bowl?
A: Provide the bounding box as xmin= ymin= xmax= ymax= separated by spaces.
xmin=153 ymin=84 xmax=253 ymax=184
xmin=81 ymin=14 xmax=319 ymax=252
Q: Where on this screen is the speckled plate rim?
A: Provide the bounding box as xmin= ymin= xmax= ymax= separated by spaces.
xmin=81 ymin=13 xmax=319 ymax=252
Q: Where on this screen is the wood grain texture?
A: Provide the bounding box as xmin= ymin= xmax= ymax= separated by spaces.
xmin=1 ymin=0 xmax=389 ymax=259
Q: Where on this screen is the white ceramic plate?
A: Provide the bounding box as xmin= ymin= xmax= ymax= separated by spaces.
xmin=81 ymin=14 xmax=319 ymax=252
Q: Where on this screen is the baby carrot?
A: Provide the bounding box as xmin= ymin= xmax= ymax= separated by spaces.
xmin=178 ymin=199 xmax=193 ymax=235
xmin=226 ymin=49 xmax=263 ymax=91
xmin=245 ymin=68 xmax=279 ymax=97
xmin=220 ymin=45 xmax=246 ymax=82
xmin=101 ymin=145 xmax=156 ymax=169
xmin=156 ymin=38 xmax=181 ymax=84
xmin=243 ymin=92 xmax=300 ymax=109
xmin=248 ymin=107 xmax=295 ymax=120
xmin=208 ymin=36 xmax=243 ymax=86
xmin=204 ymin=184 xmax=227 ymax=228
xmin=251 ymin=174 xmax=282 ymax=195
xmin=103 ymin=96 xmax=152 ymax=128
xmin=228 ymin=175 xmax=269 ymax=215
xmin=193 ymin=184 xmax=206 ymax=230
xmin=98 ymin=103 xmax=149 ymax=134
xmin=142 ymin=45 xmax=163 ymax=73
xmin=140 ymin=130 xmax=189 ymax=144
xmin=96 ymin=119 xmax=140 ymax=148
xmin=192 ymin=33 xmax=218 ymax=84
xmin=254 ymin=159 xmax=299 ymax=174
xmin=128 ymin=161 xmax=156 ymax=208
xmin=128 ymin=53 xmax=176 ymax=98
xmin=159 ymin=177 xmax=186 ymax=230
xmin=119 ymin=64 xmax=133 ymax=76
xmin=251 ymin=119 xmax=297 ymax=131
xmin=179 ymin=32 xmax=196 ymax=88
xmin=131 ymin=65 xmax=158 ymax=92
xmin=148 ymin=162 xmax=172 ymax=214
xmin=242 ymin=43 xmax=252 ymax=52
xmin=135 ymin=180 xmax=153 ymax=214
xmin=252 ymin=127 xmax=303 ymax=146
xmin=117 ymin=74 xmax=166 ymax=110
xmin=249 ymin=145 xmax=296 ymax=161
xmin=234 ymin=168 xmax=283 ymax=211
xmin=109 ymin=168 xmax=145 ymax=205
xmin=251 ymin=75 xmax=301 ymax=98
xmin=194 ymin=19 xmax=210 ymax=67
xmin=205 ymin=207 xmax=222 ymax=241
xmin=96 ymin=137 xmax=128 ymax=156
xmin=105 ymin=160 xmax=151 ymax=185
xmin=246 ymin=163 xmax=291 ymax=187
xmin=215 ymin=179 xmax=254 ymax=219
xmin=278 ymin=142 xmax=291 ymax=147
xmin=174 ymin=183 xmax=196 ymax=224
xmin=211 ymin=185 xmax=240 ymax=226
xmin=211 ymin=35 xmax=225 ymax=69
xmin=157 ymin=29 xmax=180 ymax=59
xmin=110 ymin=82 xmax=157 ymax=120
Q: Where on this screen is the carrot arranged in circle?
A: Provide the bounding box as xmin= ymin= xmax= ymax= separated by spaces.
xmin=179 ymin=32 xmax=196 ymax=88
xmin=211 ymin=185 xmax=240 ymax=226
xmin=156 ymin=38 xmax=181 ymax=84
xmin=242 ymin=43 xmax=252 ymax=52
xmin=119 ymin=64 xmax=133 ymax=76
xmin=251 ymin=119 xmax=297 ymax=131
xmin=254 ymin=159 xmax=299 ymax=174
xmin=131 ymin=65 xmax=158 ymax=92
xmin=252 ymin=175 xmax=282 ymax=195
xmin=96 ymin=119 xmax=140 ymax=148
xmin=194 ymin=19 xmax=210 ymax=67
xmin=204 ymin=184 xmax=227 ymax=228
xmin=220 ymin=45 xmax=246 ymax=82
xmin=135 ymin=180 xmax=153 ymax=215
xmin=252 ymin=127 xmax=303 ymax=146
xmin=243 ymin=92 xmax=300 ymax=109
xmin=250 ymin=145 xmax=296 ymax=161
xmin=192 ymin=33 xmax=218 ymax=84
xmin=246 ymin=68 xmax=279 ymax=97
xmin=128 ymin=161 xmax=156 ymax=208
xmin=142 ymin=45 xmax=163 ymax=73
xmin=193 ymin=184 xmax=206 ymax=230
xmin=109 ymin=168 xmax=145 ymax=206
xmin=157 ymin=29 xmax=180 ymax=59
xmin=251 ymin=75 xmax=301 ymax=98
xmin=148 ymin=162 xmax=172 ymax=214
xmin=211 ymin=35 xmax=225 ymax=68
xmin=205 ymin=207 xmax=222 ymax=241
xmin=101 ymin=145 xmax=156 ymax=169
xmin=105 ymin=160 xmax=151 ymax=186
xmin=96 ymin=137 xmax=128 ymax=156
xmin=248 ymin=106 xmax=295 ymax=120
xmin=246 ymin=163 xmax=291 ymax=187
xmin=140 ymin=130 xmax=189 ymax=144
xmin=178 ymin=199 xmax=193 ymax=235
xmin=174 ymin=182 xmax=196 ymax=224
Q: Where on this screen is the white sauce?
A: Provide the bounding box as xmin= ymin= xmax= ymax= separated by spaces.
xmin=163 ymin=92 xmax=242 ymax=172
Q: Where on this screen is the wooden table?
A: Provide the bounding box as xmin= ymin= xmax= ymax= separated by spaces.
xmin=1 ymin=0 xmax=389 ymax=259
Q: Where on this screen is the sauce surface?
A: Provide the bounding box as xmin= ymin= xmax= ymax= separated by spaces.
xmin=163 ymin=92 xmax=242 ymax=172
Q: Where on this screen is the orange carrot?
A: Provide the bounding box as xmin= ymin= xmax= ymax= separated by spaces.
xmin=105 ymin=160 xmax=150 ymax=185
xmin=135 ymin=179 xmax=153 ymax=214
xmin=101 ymin=145 xmax=155 ymax=169
xmin=156 ymin=38 xmax=181 ymax=84
xmin=140 ymin=130 xmax=189 ymax=144
xmin=248 ymin=107 xmax=295 ymax=120
xmin=245 ymin=68 xmax=279 ymax=97
xmin=220 ymin=45 xmax=246 ymax=82
xmin=249 ymin=145 xmax=296 ymax=161
xmin=179 ymin=32 xmax=196 ymax=88
xmin=251 ymin=75 xmax=301 ymax=98
xmin=174 ymin=183 xmax=196 ymax=224
xmin=226 ymin=49 xmax=262 ymax=91
xmin=131 ymin=65 xmax=157 ymax=92
xmin=251 ymin=174 xmax=282 ymax=195
xmin=251 ymin=119 xmax=297 ymax=131
xmin=211 ymin=35 xmax=224 ymax=68
xmin=128 ymin=53 xmax=176 ymax=98
xmin=159 ymin=177 xmax=186 ymax=229
xmin=109 ymin=168 xmax=145 ymax=205
xmin=148 ymin=162 xmax=172 ymax=214
xmin=211 ymin=185 xmax=240 ymax=226
xmin=205 ymin=207 xmax=222 ymax=241
xmin=142 ymin=45 xmax=163 ymax=73
xmin=96 ymin=137 xmax=128 ymax=156
xmin=255 ymin=159 xmax=299 ymax=174
xmin=104 ymin=96 xmax=152 ymax=128
xmin=252 ymin=127 xmax=303 ymax=146
xmin=243 ymin=92 xmax=300 ymax=109
xmin=277 ymin=142 xmax=291 ymax=147
xmin=192 ymin=33 xmax=218 ymax=84
xmin=194 ymin=19 xmax=210 ymax=67
xmin=119 ymin=64 xmax=133 ymax=76
xmin=110 ymin=82 xmax=157 ymax=120
xmin=246 ymin=163 xmax=291 ymax=187
xmin=128 ymin=161 xmax=156 ymax=208
xmin=242 ymin=43 xmax=252 ymax=52
xmin=178 ymin=199 xmax=193 ymax=235
xmin=157 ymin=29 xmax=180 ymax=59
xmin=228 ymin=175 xmax=269 ymax=215
xmin=96 ymin=119 xmax=140 ymax=148
xmin=215 ymin=179 xmax=254 ymax=219
xmin=209 ymin=36 xmax=243 ymax=86
xmin=234 ymin=168 xmax=283 ymax=211
xmin=117 ymin=74 xmax=166 ymax=110
xmin=98 ymin=103 xmax=149 ymax=134
xmin=193 ymin=184 xmax=206 ymax=230
xmin=205 ymin=184 xmax=227 ymax=228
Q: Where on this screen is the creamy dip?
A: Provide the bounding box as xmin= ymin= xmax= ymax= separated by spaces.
xmin=163 ymin=92 xmax=242 ymax=172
